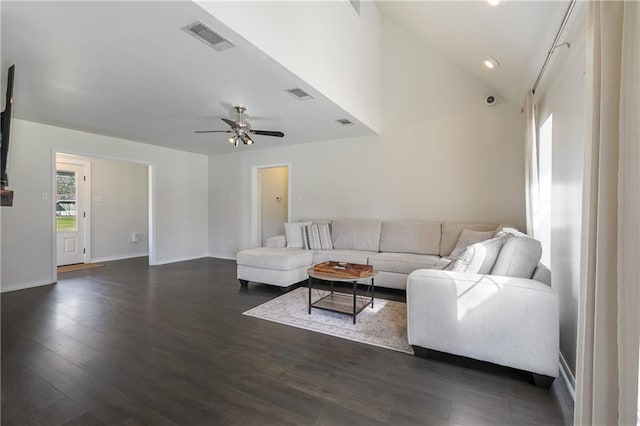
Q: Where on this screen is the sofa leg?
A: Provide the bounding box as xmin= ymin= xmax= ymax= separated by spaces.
xmin=412 ymin=346 xmax=430 ymax=358
xmin=238 ymin=279 xmax=249 ymax=287
xmin=532 ymin=373 xmax=555 ymax=389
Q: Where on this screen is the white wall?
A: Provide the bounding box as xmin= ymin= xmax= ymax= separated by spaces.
xmin=259 ymin=166 xmax=288 ymax=245
xmin=196 ymin=0 xmax=380 ymax=133
xmin=535 ymin=5 xmax=587 ymax=386
xmin=57 ymin=154 xmax=149 ymax=262
xmin=1 ymin=120 xmax=208 ymax=292
xmin=208 ymin=16 xmax=525 ymax=258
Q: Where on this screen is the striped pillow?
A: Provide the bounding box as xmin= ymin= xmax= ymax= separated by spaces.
xmin=318 ymin=223 xmax=333 ymax=250
xmin=302 ymin=224 xmax=322 ymax=250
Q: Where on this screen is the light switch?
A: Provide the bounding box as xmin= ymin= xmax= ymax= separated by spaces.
xmin=93 ymin=195 xmax=103 ymax=202
xmin=42 ymin=192 xmax=48 ymax=200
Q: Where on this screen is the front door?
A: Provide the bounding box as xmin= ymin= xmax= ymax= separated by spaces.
xmin=56 ymin=162 xmax=86 ymax=266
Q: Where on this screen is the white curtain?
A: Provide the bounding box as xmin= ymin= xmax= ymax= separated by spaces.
xmin=574 ymin=1 xmax=640 ymax=425
xmin=524 ymin=90 xmax=539 ymax=236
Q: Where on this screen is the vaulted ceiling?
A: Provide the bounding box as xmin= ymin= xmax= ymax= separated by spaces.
xmin=377 ymin=1 xmax=570 ymax=104
xmin=1 ymin=1 xmax=569 ymax=155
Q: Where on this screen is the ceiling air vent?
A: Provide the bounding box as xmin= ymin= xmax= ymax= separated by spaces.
xmin=286 ymin=87 xmax=314 ymax=100
xmin=182 ymin=22 xmax=235 ymax=52
xmin=336 ymin=118 xmax=355 ymax=126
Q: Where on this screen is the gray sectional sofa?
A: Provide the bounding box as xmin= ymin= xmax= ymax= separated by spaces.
xmin=236 ymin=219 xmax=559 ymax=386
xmin=237 ymin=219 xmax=503 ymax=290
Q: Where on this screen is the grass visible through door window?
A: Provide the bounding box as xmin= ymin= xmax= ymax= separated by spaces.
xmin=56 ymin=216 xmax=76 ymax=232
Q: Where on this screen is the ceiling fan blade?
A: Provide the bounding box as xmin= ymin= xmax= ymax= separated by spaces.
xmin=221 ymin=118 xmax=236 ymax=127
xmin=195 ymin=130 xmax=233 ymax=133
xmin=250 ymin=130 xmax=285 ymax=137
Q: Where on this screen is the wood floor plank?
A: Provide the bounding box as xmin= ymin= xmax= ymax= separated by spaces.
xmin=1 ymin=257 xmax=573 ymax=425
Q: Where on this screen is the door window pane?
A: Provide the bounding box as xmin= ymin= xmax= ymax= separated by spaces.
xmin=56 ymin=170 xmax=77 ymax=232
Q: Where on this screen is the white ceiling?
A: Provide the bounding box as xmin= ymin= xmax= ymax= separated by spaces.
xmin=2 ymin=1 xmax=570 ymax=155
xmin=1 ymin=1 xmax=372 ymax=155
xmin=376 ymin=0 xmax=570 ymax=104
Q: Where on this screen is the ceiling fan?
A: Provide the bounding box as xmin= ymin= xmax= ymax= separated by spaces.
xmin=195 ymin=105 xmax=284 ymax=147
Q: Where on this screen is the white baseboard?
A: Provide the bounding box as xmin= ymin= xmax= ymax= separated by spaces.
xmin=152 ymin=253 xmax=210 ymax=266
xmin=559 ymin=352 xmax=576 ymax=400
xmin=208 ymin=253 xmax=237 ymax=261
xmin=1 ymin=278 xmax=56 ymax=293
xmin=91 ymin=252 xmax=149 ymax=263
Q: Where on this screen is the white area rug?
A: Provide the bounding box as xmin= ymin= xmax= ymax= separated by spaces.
xmin=243 ymin=287 xmax=413 ymax=354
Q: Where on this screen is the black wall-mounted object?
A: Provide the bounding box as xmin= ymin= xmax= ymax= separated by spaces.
xmin=1 ymin=64 xmax=15 ymax=206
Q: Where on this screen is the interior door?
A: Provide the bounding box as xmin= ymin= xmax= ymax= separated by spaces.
xmin=259 ymin=167 xmax=288 ymax=246
xmin=56 ymin=163 xmax=86 ymax=266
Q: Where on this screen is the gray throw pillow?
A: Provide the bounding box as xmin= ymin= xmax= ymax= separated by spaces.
xmin=302 ymin=224 xmax=322 ymax=251
xmin=317 ymin=223 xmax=333 ymax=250
xmin=449 ymin=229 xmax=496 ymax=260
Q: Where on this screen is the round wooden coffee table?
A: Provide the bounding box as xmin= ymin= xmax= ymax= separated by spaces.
xmin=307 ymin=266 xmax=378 ymax=324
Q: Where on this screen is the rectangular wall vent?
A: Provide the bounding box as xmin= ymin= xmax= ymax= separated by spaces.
xmin=182 ymin=22 xmax=235 ymax=52
xmin=285 ymin=87 xmax=313 ymax=100
xmin=336 ymin=118 xmax=355 ymax=126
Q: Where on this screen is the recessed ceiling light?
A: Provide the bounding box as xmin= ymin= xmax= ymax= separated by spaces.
xmin=484 ymin=56 xmax=500 ymax=69
xmin=487 ymin=0 xmax=502 ymax=6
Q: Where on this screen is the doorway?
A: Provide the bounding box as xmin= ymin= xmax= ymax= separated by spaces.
xmin=251 ymin=164 xmax=290 ymax=247
xmin=53 ymin=152 xmax=154 ymax=275
xmin=55 ymin=160 xmax=88 ymax=266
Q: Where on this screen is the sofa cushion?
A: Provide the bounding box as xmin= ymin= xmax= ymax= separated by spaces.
xmin=237 ymin=247 xmax=313 ymax=271
xmin=449 ymin=236 xmax=505 ymax=274
xmin=312 ymin=249 xmax=376 ymax=266
xmin=379 ymin=221 xmax=441 ymax=255
xmin=491 ymin=233 xmax=542 ymax=278
xmin=449 ymin=229 xmax=496 ymax=259
xmin=532 ymin=263 xmax=551 ymax=286
xmin=331 ymin=220 xmax=382 ymax=252
xmin=369 ymin=252 xmax=441 ymax=274
xmin=440 ymin=222 xmax=499 ymax=257
xmin=284 ymin=222 xmax=312 ymax=248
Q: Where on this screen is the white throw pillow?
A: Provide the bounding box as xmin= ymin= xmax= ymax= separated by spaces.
xmin=284 ymin=222 xmax=312 ymax=248
xmin=450 ymin=236 xmax=506 ymax=274
xmin=449 ymin=229 xmax=496 ymax=260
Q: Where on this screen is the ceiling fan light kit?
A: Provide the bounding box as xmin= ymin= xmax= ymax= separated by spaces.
xmin=196 ymin=105 xmax=284 ymax=147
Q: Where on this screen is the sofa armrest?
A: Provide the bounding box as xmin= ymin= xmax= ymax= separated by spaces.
xmin=265 ymin=235 xmax=286 ymax=248
xmin=406 ymin=269 xmax=559 ymax=377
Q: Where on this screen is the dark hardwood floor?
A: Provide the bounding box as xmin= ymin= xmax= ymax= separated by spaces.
xmin=1 ymin=257 xmax=573 ymax=425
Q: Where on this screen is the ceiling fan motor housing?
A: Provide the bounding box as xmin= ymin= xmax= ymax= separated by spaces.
xmin=195 ymin=105 xmax=283 ymax=145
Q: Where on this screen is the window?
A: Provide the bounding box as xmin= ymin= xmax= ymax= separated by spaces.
xmin=56 ymin=170 xmax=77 ymax=232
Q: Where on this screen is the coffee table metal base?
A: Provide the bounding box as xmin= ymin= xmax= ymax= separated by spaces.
xmin=308 ymin=277 xmax=374 ymax=324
